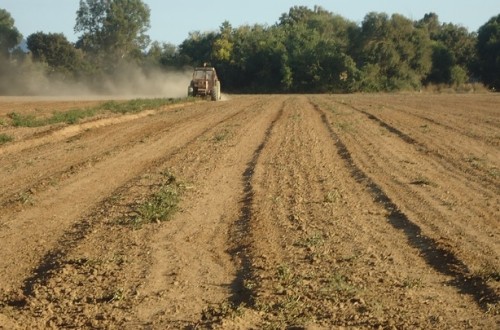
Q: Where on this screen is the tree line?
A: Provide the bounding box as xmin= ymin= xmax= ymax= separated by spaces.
xmin=0 ymin=1 xmax=499 ymax=95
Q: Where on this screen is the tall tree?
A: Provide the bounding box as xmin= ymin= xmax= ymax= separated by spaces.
xmin=357 ymin=13 xmax=432 ymax=91
xmin=279 ymin=6 xmax=359 ymax=92
xmin=419 ymin=14 xmax=478 ymax=85
xmin=178 ymin=31 xmax=217 ymax=67
xmin=0 ymin=8 xmax=25 ymax=95
xmin=0 ymin=8 xmax=22 ymax=56
xmin=75 ymin=0 xmax=150 ymax=67
xmin=477 ymin=14 xmax=500 ymax=90
xmin=27 ymin=32 xmax=85 ymax=79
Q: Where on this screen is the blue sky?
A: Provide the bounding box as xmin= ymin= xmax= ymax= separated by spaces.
xmin=2 ymin=1 xmax=499 ymax=45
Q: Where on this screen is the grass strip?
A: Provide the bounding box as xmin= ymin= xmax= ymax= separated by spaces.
xmin=8 ymin=97 xmax=191 ymax=127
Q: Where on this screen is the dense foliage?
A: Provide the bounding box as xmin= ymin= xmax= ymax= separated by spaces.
xmin=477 ymin=14 xmax=500 ymax=90
xmin=0 ymin=4 xmax=499 ymax=94
xmin=0 ymin=8 xmax=22 ymax=56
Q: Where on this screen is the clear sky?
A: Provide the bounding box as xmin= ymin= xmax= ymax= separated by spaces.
xmin=2 ymin=0 xmax=499 ymax=46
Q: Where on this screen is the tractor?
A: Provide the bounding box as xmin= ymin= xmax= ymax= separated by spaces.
xmin=187 ymin=65 xmax=221 ymax=101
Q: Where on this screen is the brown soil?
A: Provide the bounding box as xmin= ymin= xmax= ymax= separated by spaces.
xmin=0 ymin=94 xmax=498 ymax=329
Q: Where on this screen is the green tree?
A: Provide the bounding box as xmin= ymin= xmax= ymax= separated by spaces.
xmin=417 ymin=13 xmax=441 ymax=39
xmin=0 ymin=8 xmax=25 ymax=95
xmin=279 ymin=6 xmax=359 ymax=92
xmin=27 ymin=32 xmax=85 ymax=79
xmin=357 ymin=13 xmax=432 ymax=91
xmin=419 ymin=13 xmax=478 ymax=86
xmin=212 ymin=21 xmax=234 ymax=62
xmin=178 ymin=31 xmax=217 ymax=67
xmin=427 ymin=43 xmax=454 ymax=83
xmin=477 ymin=14 xmax=500 ymax=89
xmin=146 ymin=41 xmax=186 ymax=67
xmin=75 ymin=0 xmax=151 ymax=66
xmin=0 ymin=8 xmax=22 ymax=56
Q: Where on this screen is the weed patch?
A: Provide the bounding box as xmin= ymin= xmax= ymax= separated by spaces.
xmin=8 ymin=97 xmax=192 ymax=127
xmin=130 ymin=171 xmax=184 ymax=226
xmin=9 ymin=112 xmax=39 ymax=127
xmin=0 ymin=133 xmax=13 ymax=144
xmin=402 ymin=276 xmax=424 ymax=289
xmin=212 ymin=128 xmax=231 ymax=143
xmin=202 ymin=301 xmax=245 ymax=324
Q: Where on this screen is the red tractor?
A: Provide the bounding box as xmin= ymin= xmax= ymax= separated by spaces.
xmin=187 ymin=66 xmax=221 ymax=101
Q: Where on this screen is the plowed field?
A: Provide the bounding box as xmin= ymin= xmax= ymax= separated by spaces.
xmin=0 ymin=94 xmax=498 ymax=329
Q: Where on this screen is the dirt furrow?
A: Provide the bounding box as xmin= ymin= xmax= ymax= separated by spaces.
xmin=312 ymin=100 xmax=498 ymax=304
xmin=0 ymin=101 xmax=235 ymax=208
xmin=0 ymin=98 xmax=255 ymax=296
xmin=132 ymin=96 xmax=286 ymax=328
xmin=218 ymin=95 xmax=497 ymax=328
xmin=312 ymin=98 xmax=499 ymax=301
xmin=0 ymin=95 xmax=285 ymax=328
xmin=313 ymin=97 xmax=499 ymax=270
xmin=342 ymin=94 xmax=500 ymax=141
xmin=0 ymin=94 xmax=498 ymax=329
xmin=323 ymin=96 xmax=499 ymax=194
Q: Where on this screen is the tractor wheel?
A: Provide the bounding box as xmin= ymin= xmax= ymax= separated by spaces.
xmin=211 ymin=84 xmax=219 ymax=101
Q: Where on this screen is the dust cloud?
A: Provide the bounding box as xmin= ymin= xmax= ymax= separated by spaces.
xmin=97 ymin=65 xmax=193 ymax=99
xmin=0 ymin=59 xmax=192 ymax=100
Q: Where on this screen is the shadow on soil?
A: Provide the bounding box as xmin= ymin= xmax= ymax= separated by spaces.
xmin=312 ymin=100 xmax=499 ymax=310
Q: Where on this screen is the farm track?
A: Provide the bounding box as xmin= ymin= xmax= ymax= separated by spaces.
xmin=0 ymin=94 xmax=498 ymax=329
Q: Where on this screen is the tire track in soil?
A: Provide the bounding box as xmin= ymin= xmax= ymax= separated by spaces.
xmin=2 ymin=95 xmax=498 ymax=328
xmin=311 ymin=100 xmax=499 ymax=309
xmin=227 ymin=101 xmax=285 ymax=307
xmin=215 ymin=96 xmax=493 ymax=328
xmin=1 ymin=97 xmax=271 ymax=328
xmin=320 ymin=96 xmax=499 ymax=278
xmin=130 ymin=96 xmax=286 ymax=328
xmin=0 ymin=98 xmax=258 ymax=298
xmin=367 ymin=95 xmax=500 ymax=138
xmin=375 ymin=103 xmax=498 ymax=147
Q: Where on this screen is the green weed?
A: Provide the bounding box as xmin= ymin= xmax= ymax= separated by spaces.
xmin=213 ymin=128 xmax=231 ymax=142
xmin=402 ymin=276 xmax=424 ymax=289
xmin=49 ymin=108 xmax=98 ymax=124
xmin=18 ymin=191 xmax=35 ymax=205
xmin=9 ymin=112 xmax=40 ymax=127
xmin=324 ymin=189 xmax=341 ymax=203
xmin=102 ymin=98 xmax=181 ymax=114
xmin=335 ymin=121 xmax=355 ymax=132
xmin=419 ymin=124 xmax=431 ymax=133
xmin=107 ymin=288 xmax=125 ymax=303
xmin=132 ymin=171 xmax=184 ymax=226
xmin=8 ymin=98 xmax=191 ymax=127
xmin=0 ymin=133 xmax=13 ymax=144
xmin=295 ymin=232 xmax=325 ymax=248
xmin=327 ymin=273 xmax=357 ymax=295
xmin=465 ymin=155 xmax=485 ymax=168
xmin=201 ymin=301 xmax=245 ymax=323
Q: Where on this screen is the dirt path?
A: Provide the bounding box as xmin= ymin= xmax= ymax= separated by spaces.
xmin=0 ymin=94 xmax=498 ymax=329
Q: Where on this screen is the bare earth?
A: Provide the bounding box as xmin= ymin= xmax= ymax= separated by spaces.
xmin=0 ymin=94 xmax=498 ymax=329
